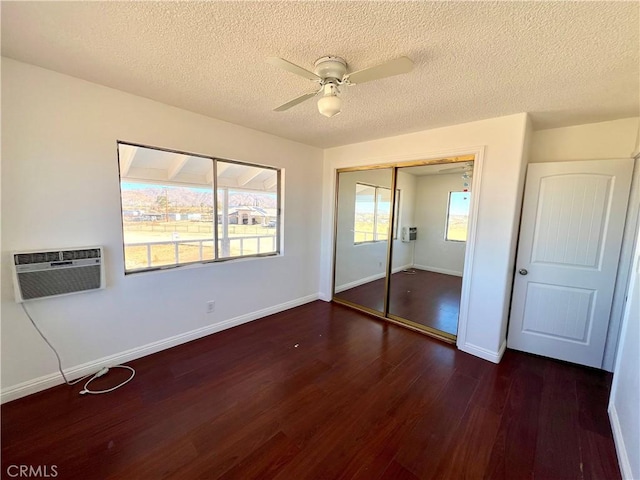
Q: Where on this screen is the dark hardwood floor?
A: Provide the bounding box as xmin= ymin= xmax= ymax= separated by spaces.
xmin=336 ymin=269 xmax=462 ymax=335
xmin=1 ymin=301 xmax=620 ymax=479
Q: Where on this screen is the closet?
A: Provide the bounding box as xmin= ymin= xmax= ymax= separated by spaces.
xmin=332 ymin=156 xmax=475 ymax=342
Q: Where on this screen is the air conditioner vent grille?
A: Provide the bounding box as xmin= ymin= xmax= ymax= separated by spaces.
xmin=14 ymin=249 xmax=101 ymax=265
xmin=18 ymin=265 xmax=102 ymax=300
xmin=15 ymin=252 xmax=61 ymax=265
xmin=62 ymin=248 xmax=101 ymax=261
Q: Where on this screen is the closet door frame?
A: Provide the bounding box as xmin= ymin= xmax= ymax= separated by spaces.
xmin=331 ymin=149 xmax=484 ymax=345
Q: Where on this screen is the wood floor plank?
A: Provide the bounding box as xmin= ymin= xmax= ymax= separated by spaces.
xmin=393 ymin=371 xmax=480 ymax=479
xmin=209 ymin=431 xmax=300 ymax=480
xmin=272 ymin=348 xmax=435 ymax=479
xmin=483 ymin=359 xmax=545 ymax=480
xmin=575 ymin=366 xmax=621 ymax=480
xmin=106 ymin=437 xmax=199 ymax=480
xmin=1 ymin=301 xmax=621 ymax=480
xmin=380 ymin=459 xmax=421 ymax=480
xmin=432 ymin=366 xmax=513 ymax=479
xmin=533 ymin=362 xmax=583 ymax=479
xmin=336 ymin=347 xmax=462 ymax=480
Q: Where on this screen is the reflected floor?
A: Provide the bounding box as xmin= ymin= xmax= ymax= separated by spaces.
xmin=335 ymin=269 xmax=461 ymax=336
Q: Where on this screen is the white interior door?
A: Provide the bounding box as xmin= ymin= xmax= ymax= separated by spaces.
xmin=508 ymin=159 xmax=633 ymax=368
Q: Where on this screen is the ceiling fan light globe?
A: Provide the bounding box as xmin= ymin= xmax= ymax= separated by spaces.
xmin=318 ymin=95 xmax=342 ymax=117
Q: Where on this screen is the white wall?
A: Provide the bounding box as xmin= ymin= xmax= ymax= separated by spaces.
xmin=531 ymin=117 xmax=639 ymax=163
xmin=321 ymin=113 xmax=530 ymax=362
xmin=1 ymin=58 xmax=324 ymax=401
xmin=413 ymin=173 xmax=467 ymax=276
xmin=609 ymin=218 xmax=640 ymax=480
xmin=391 ymin=170 xmax=418 ymax=271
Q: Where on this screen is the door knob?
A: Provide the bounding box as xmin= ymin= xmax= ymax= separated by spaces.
xmin=518 ymin=268 xmax=528 ymax=275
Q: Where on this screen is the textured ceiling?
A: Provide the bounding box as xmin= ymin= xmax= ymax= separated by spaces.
xmin=1 ymin=1 xmax=638 ymax=148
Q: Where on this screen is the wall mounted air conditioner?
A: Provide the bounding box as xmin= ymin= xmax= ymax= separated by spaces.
xmin=401 ymin=226 xmax=417 ymax=242
xmin=11 ymin=247 xmax=105 ymax=302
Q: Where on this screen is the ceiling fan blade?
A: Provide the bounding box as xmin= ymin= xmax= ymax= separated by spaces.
xmin=439 ymin=162 xmax=473 ymax=173
xmin=346 ymin=56 xmax=414 ymax=85
xmin=274 ymin=91 xmax=318 ymax=112
xmin=266 ymin=57 xmax=320 ymax=81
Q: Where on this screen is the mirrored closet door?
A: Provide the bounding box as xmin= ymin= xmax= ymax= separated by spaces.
xmin=332 ymin=158 xmax=474 ymax=342
xmin=333 ymin=168 xmax=393 ymax=316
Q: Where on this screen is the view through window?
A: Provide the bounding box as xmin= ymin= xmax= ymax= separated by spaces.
xmin=445 ymin=191 xmax=471 ymax=241
xmin=354 ymin=183 xmax=393 ymax=243
xmin=118 ymin=143 xmax=280 ymax=273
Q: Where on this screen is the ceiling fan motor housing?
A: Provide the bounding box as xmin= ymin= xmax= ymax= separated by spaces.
xmin=269 ymin=54 xmax=413 ymax=114
xmin=314 ymin=56 xmax=347 ymax=80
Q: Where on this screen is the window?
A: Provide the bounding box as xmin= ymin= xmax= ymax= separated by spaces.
xmin=118 ymin=142 xmax=280 ymax=273
xmin=445 ymin=191 xmax=471 ymax=242
xmin=354 ymin=183 xmax=393 ymax=243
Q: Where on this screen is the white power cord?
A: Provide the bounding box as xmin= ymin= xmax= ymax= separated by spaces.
xmin=79 ymin=365 xmax=135 ymax=395
xmin=21 ymin=303 xmax=135 ymax=395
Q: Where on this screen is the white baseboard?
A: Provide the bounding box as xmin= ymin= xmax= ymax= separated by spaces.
xmin=458 ymin=339 xmax=507 ymax=364
xmin=608 ymin=404 xmax=634 ymax=479
xmin=392 ymin=264 xmax=414 ymax=274
xmin=335 ymin=272 xmax=385 ymax=293
xmin=334 ymin=265 xmax=414 ymax=294
xmin=1 ymin=293 xmax=319 ymax=404
xmin=413 ymin=264 xmax=463 ymax=277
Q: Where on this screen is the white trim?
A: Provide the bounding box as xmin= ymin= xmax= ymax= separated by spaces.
xmin=347 ymin=145 xmax=487 ymax=168
xmin=392 ymin=264 xmax=414 ymax=274
xmin=609 ymin=404 xmax=633 ymax=479
xmin=1 ymin=293 xmax=319 ymax=404
xmin=334 ymin=272 xmax=385 ymax=293
xmin=459 ymin=339 xmax=507 ymax=364
xmin=334 ymin=264 xmax=413 ymax=293
xmin=455 ymin=146 xmax=485 ymax=352
xmin=608 ymin=215 xmax=640 ymax=480
xmin=602 ymin=157 xmax=640 ymax=371
xmin=412 ymin=264 xmax=463 ymax=277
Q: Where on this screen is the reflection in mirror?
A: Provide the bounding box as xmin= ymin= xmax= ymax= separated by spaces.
xmin=334 ymin=168 xmax=393 ymax=314
xmin=388 ymin=162 xmax=473 ymax=337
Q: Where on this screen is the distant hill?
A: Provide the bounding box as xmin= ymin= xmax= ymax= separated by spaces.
xmin=121 ymin=185 xmax=276 ymax=214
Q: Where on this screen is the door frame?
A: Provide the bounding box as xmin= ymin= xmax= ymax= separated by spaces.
xmin=330 ymin=145 xmax=486 ymax=347
xmin=603 ymin=156 xmax=640 ymax=370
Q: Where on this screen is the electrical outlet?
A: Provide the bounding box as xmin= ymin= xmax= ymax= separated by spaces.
xmin=206 ymin=300 xmax=215 ymax=314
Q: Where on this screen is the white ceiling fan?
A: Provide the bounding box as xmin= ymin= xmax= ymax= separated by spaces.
xmin=438 ymin=162 xmax=474 ymax=173
xmin=266 ymin=55 xmax=414 ymax=117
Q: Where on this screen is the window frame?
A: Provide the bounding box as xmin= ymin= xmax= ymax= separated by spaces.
xmin=392 ymin=188 xmax=400 ymax=240
xmin=117 ymin=141 xmax=281 ymax=274
xmin=444 ymin=190 xmax=470 ymax=243
xmin=354 ymin=182 xmax=396 ymax=245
